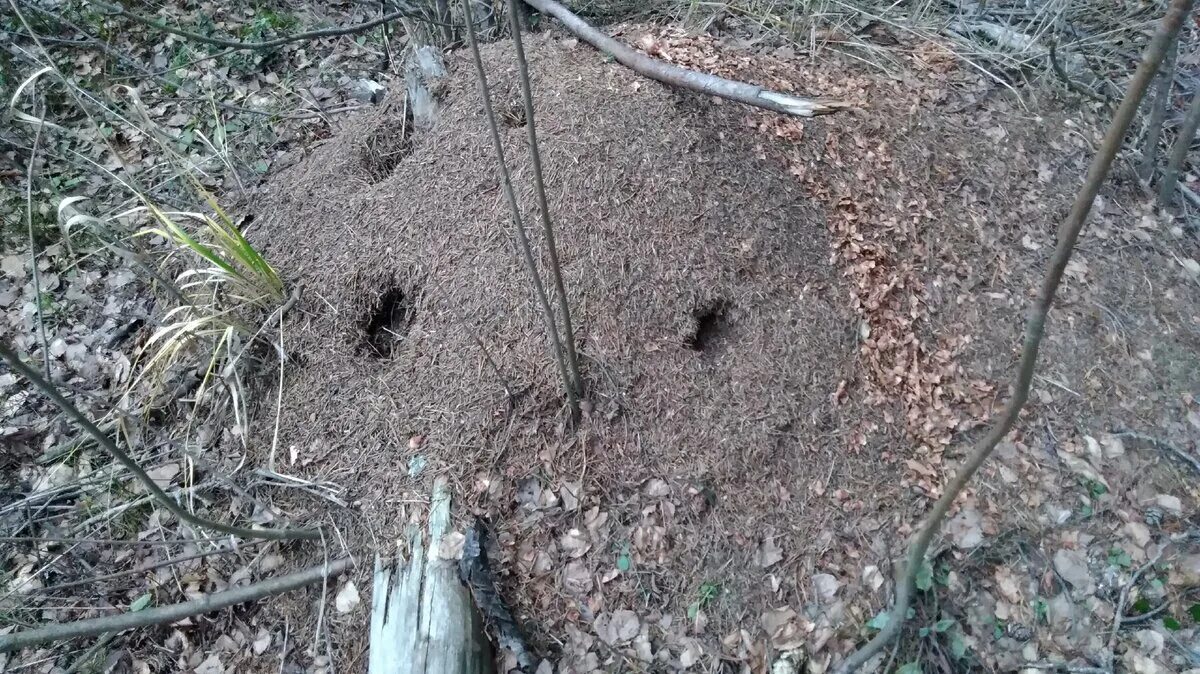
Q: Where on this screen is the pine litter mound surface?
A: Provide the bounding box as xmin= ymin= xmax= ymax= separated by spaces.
xmin=252 ymin=34 xmax=862 ymax=529
xmin=241 ymin=30 xmax=1200 ymax=673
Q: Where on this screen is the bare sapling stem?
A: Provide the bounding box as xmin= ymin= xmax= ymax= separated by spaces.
xmin=462 ymin=0 xmax=580 ymax=420
xmin=24 ymin=101 xmax=52 ymax=380
xmin=1139 ymin=33 xmax=1179 ymax=182
xmin=1158 ymin=88 xmax=1200 ymax=205
xmin=507 ymin=0 xmax=584 ymax=399
xmin=835 ymin=0 xmax=1195 ymax=671
xmin=0 ymin=341 xmax=321 ymax=541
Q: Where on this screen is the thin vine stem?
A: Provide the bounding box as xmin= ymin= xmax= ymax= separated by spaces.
xmin=836 ymin=0 xmax=1195 ymax=670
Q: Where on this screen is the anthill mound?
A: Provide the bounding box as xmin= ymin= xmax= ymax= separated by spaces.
xmin=249 ymin=34 xmax=861 ymax=514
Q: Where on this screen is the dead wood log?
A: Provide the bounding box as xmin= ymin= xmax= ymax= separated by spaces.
xmin=520 ymin=0 xmax=851 ymax=117
xmin=0 ymin=557 xmax=352 ymax=653
xmin=406 ymin=46 xmax=449 ymax=130
xmin=369 ymin=478 xmax=493 ymax=674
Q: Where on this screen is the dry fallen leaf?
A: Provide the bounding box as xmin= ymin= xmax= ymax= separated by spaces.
xmin=1053 ymin=549 xmax=1095 ymax=596
xmin=945 ymin=508 xmax=984 ymax=549
xmin=594 ymin=610 xmax=640 ymax=645
xmin=755 ymin=537 xmax=784 ymax=569
xmin=334 ymin=580 xmax=360 ymax=613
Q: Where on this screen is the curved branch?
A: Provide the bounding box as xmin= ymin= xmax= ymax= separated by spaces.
xmin=835 ymin=0 xmax=1195 ymax=671
xmin=521 ymin=0 xmax=851 ymax=117
xmin=0 ymin=342 xmax=320 ymax=541
xmin=88 ymin=0 xmax=417 ymax=51
xmin=0 ymin=557 xmax=351 ymax=652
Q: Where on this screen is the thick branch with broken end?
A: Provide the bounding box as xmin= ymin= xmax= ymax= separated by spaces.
xmin=835 ymin=0 xmax=1195 ymax=671
xmin=521 ymin=0 xmax=851 ymax=117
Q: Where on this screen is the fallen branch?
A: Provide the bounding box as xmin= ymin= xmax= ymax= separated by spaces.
xmin=521 ymin=0 xmax=851 ymax=117
xmin=1049 ymin=41 xmax=1109 ymax=104
xmin=87 ymin=0 xmax=418 ymax=51
xmin=834 ymin=0 xmax=1195 ymax=671
xmin=1114 ymin=430 xmax=1200 ymax=474
xmin=0 ymin=557 xmax=352 ymax=652
xmin=35 ymin=541 xmax=263 ymax=596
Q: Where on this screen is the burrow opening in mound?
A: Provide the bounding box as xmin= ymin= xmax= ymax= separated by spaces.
xmin=686 ymin=300 xmax=733 ymax=354
xmin=360 ymin=110 xmax=414 ymax=182
xmin=360 ymin=285 xmax=416 ymax=359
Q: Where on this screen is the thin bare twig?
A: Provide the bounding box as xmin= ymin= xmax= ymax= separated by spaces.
xmin=835 ymin=1 xmax=1195 ymax=670
xmin=25 ymin=99 xmax=52 ymax=380
xmin=508 ymin=0 xmax=584 ymax=401
xmin=462 ymin=0 xmax=579 ymax=419
xmin=0 ymin=341 xmax=320 ymax=541
xmin=0 ymin=557 xmax=352 ymax=652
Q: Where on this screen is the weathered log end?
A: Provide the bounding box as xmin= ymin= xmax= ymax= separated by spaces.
xmin=369 ymin=478 xmax=494 ymax=674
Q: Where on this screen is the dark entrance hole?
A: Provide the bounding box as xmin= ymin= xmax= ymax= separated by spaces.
xmin=500 ymin=99 xmax=527 ymax=128
xmin=685 ymin=301 xmax=732 ymax=353
xmin=361 ymin=110 xmax=414 ymax=182
xmin=362 ymin=286 xmax=415 ymax=359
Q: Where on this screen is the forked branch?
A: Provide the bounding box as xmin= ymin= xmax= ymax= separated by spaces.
xmin=835 ymin=0 xmax=1195 ymax=671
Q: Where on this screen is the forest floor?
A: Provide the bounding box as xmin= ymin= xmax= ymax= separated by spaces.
xmin=2 ymin=2 xmax=1200 ymax=674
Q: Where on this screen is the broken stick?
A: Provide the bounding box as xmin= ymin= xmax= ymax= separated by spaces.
xmin=522 ymin=0 xmax=852 ymax=117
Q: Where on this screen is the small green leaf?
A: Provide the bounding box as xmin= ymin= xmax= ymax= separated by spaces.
xmin=129 ymin=593 xmax=152 ymax=612
xmin=616 ymin=554 xmax=631 ymax=572
xmin=934 ymin=618 xmax=956 ymax=633
xmin=253 ymin=160 xmax=269 ymax=174
xmin=1189 ymin=603 xmax=1200 ymax=623
xmin=950 ymin=630 xmax=969 ymax=659
xmin=867 ymin=611 xmax=890 ymax=630
xmin=896 ymin=661 xmax=922 ymax=674
xmin=1107 ymin=547 xmax=1132 ymax=569
xmin=1163 ymin=616 xmax=1182 ymax=631
xmin=919 ymin=626 xmax=931 ymax=637
xmin=1132 ymin=597 xmax=1152 ymax=614
xmin=992 ymin=624 xmax=1004 ymax=640
xmin=915 ymin=559 xmax=934 ymax=591
xmin=687 ymin=602 xmax=699 ymax=621
xmin=1035 ymin=598 xmax=1049 ymax=623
